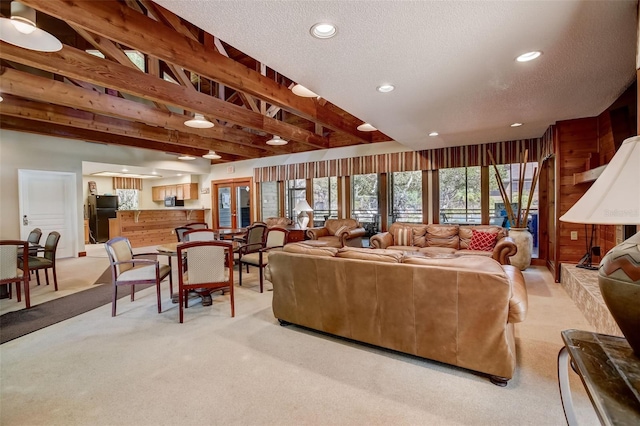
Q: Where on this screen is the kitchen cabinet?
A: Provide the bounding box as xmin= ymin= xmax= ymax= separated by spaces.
xmin=151 ymin=183 xmax=199 ymax=201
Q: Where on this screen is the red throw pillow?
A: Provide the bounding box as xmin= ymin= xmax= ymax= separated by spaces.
xmin=468 ymin=229 xmax=497 ymax=251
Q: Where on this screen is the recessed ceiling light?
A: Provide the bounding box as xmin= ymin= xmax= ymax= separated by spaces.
xmin=203 ymin=150 xmax=222 ymax=160
xmin=310 ymin=23 xmax=337 ymax=39
xmin=177 ymin=155 xmax=196 ymax=160
xmin=177 ymin=173 xmax=182 ymax=177
xmin=151 ymin=171 xmax=157 ymax=175
xmin=292 ymin=84 xmax=319 ymax=97
xmin=510 ymin=122 xmax=523 ymax=127
xmin=376 ymin=84 xmax=395 ymax=93
xmin=122 ymin=168 xmax=128 ymax=172
xmin=428 ymin=132 xmax=439 ymax=137
xmin=266 ymin=135 xmax=288 ymax=146
xmin=516 ymin=51 xmax=542 ymax=62
xmin=357 ymin=123 xmax=377 ymax=132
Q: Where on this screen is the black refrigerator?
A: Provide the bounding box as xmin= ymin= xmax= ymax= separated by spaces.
xmin=88 ymin=195 xmax=118 ymax=243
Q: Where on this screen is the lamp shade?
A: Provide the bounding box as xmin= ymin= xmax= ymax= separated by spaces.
xmin=202 ymin=150 xmax=221 ymax=160
xmin=559 ymin=136 xmax=640 ymax=225
xmin=294 ymin=199 xmax=313 ymax=212
xmin=184 ymin=113 xmax=214 ymax=129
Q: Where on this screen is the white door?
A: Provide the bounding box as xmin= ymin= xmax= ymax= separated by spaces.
xmin=19 ymin=170 xmax=77 ymax=258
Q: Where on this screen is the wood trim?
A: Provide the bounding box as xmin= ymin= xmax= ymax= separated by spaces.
xmin=379 ymin=173 xmax=388 ymax=232
xmin=432 ymin=171 xmax=440 ymax=224
xmin=255 ymin=182 xmax=262 ymax=222
xmin=78 ymin=251 xmax=87 ymax=257
xmin=573 ymin=165 xmax=606 ymax=184
xmin=421 ymin=170 xmax=430 ymax=225
xmin=337 ymin=177 xmax=344 ymax=218
xmin=481 ymin=166 xmax=490 ymax=224
xmin=305 ymin=178 xmax=314 ymax=225
xmin=344 ymin=176 xmax=352 ymax=219
xmin=210 ymin=178 xmax=253 ymax=229
xmin=553 ymin=126 xmax=561 ymax=282
xmin=277 ymin=181 xmax=285 ymax=217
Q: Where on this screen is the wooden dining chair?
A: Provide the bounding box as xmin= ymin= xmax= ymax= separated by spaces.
xmin=183 ymin=229 xmax=217 ymax=241
xmin=27 ymin=228 xmax=42 ymax=256
xmin=176 ymin=240 xmax=234 ymax=323
xmin=238 ymin=227 xmax=288 ymax=293
xmin=0 ymin=240 xmax=30 ymax=309
xmin=185 ymin=222 xmax=208 ymax=229
xmin=234 ymin=223 xmax=267 ymax=270
xmin=104 ymin=237 xmax=172 ymax=317
xmin=24 ymin=231 xmax=60 ymax=290
xmin=175 ymin=226 xmax=191 ymax=242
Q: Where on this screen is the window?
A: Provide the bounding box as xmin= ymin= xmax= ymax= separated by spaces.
xmin=438 ymin=167 xmax=481 ymax=224
xmin=116 ymin=189 xmax=138 ymax=210
xmin=390 ymin=171 xmax=422 ymax=223
xmin=286 ymin=179 xmax=306 ymax=221
xmin=352 ymin=173 xmax=379 ymax=235
xmin=312 ymin=176 xmax=337 ymax=226
xmin=260 ymin=181 xmax=279 ymax=219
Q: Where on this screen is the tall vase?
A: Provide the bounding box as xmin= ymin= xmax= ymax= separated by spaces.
xmin=508 ymin=227 xmax=533 ymax=270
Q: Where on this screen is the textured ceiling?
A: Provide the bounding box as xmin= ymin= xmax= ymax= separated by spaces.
xmin=156 ymin=0 xmax=637 ymax=150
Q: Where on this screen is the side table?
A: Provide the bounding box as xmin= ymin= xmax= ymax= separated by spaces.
xmin=557 ymin=329 xmax=640 ymax=425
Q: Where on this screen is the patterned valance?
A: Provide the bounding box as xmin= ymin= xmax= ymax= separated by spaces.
xmin=113 ymin=177 xmax=143 ymax=190
xmin=255 ymin=137 xmax=546 ymax=183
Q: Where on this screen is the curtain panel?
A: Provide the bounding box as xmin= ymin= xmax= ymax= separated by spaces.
xmin=254 ymin=137 xmax=547 ymax=183
xmin=112 ymin=177 xmax=143 ymax=190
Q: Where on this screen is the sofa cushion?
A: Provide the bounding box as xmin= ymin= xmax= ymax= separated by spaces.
xmin=393 ymin=226 xmax=413 ymax=246
xmin=468 ymin=229 xmax=498 ymax=251
xmin=418 ymin=247 xmax=458 ymax=257
xmin=389 ymin=223 xmax=428 ymax=247
xmin=336 ymin=247 xmax=404 ymax=263
xmin=459 ymin=225 xmax=505 ymax=249
xmin=283 ymin=242 xmax=338 ymax=257
xmin=457 ymin=249 xmax=493 ymax=257
xmin=387 ymin=245 xmax=421 ymax=252
xmin=425 ymin=224 xmax=459 ymax=248
xmin=402 ymin=254 xmax=505 ymax=273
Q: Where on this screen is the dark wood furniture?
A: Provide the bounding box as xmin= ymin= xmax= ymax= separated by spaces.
xmin=558 ymin=329 xmax=640 ymax=425
xmin=285 ymin=226 xmax=307 ymax=243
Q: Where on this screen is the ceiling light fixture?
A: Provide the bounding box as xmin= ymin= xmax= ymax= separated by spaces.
xmin=291 ymin=84 xmax=319 ymax=98
xmin=0 ymin=1 xmax=63 ymax=52
xmin=177 ymin=154 xmax=196 ymax=160
xmin=377 ymin=84 xmax=395 ymax=93
xmin=310 ymin=23 xmax=337 ymax=39
xmin=266 ymin=135 xmax=288 ymax=146
xmin=357 ymin=123 xmax=377 ymax=132
xmin=0 ymin=95 xmax=3 ymax=102
xmin=510 ymin=122 xmax=523 ymax=127
xmin=429 ymin=132 xmax=439 ymax=137
xmin=203 ymin=150 xmax=222 ymax=160
xmin=516 ymin=51 xmax=542 ymax=62
xmin=184 ymin=113 xmax=214 ymax=129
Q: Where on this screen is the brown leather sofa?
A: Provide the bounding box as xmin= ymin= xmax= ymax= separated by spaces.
xmin=305 ymin=218 xmax=366 ymax=248
xmin=266 ymin=243 xmax=528 ymax=385
xmin=263 ymin=217 xmax=293 ymax=227
xmin=370 ymin=222 xmax=517 ymax=265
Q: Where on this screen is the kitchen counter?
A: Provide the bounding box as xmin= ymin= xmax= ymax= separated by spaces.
xmin=111 ymin=209 xmax=207 ymax=248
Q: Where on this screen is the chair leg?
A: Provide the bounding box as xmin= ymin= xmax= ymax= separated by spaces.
xmin=23 ymin=276 xmax=30 ymax=309
xmin=14 ymin=282 xmax=21 ymax=302
xmin=259 ymin=266 xmax=264 ymax=293
xmin=131 ymin=285 xmax=135 ymax=301
xmin=35 ymin=270 xmax=41 ymax=286
xmin=112 ymin=285 xmax=117 ymax=317
xmin=156 ymin=282 xmax=162 ymax=314
xmin=52 ymin=265 xmax=58 ymax=291
xmin=239 ymin=262 xmax=243 ymax=286
xmin=45 ymin=269 xmax=50 ymax=286
xmin=179 ymin=288 xmax=184 ymax=323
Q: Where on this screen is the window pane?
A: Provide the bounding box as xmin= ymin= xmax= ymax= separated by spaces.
xmin=438 ymin=166 xmax=480 ymax=223
xmin=352 ymin=173 xmax=378 ymax=235
xmin=286 ymin=179 xmax=306 ymax=220
xmin=391 ymin=171 xmax=422 ymax=222
xmin=312 ymin=176 xmax=338 ymax=226
xmin=261 ymin=181 xmax=279 ymax=219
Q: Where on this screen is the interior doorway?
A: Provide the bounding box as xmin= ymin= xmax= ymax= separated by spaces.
xmin=211 ymin=178 xmax=253 ymax=230
xmin=19 ymin=169 xmax=78 ymax=258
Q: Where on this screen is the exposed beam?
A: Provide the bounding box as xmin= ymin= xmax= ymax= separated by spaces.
xmin=0 ymin=115 xmax=207 ymax=157
xmin=138 ymin=0 xmax=199 ymax=42
xmin=0 ymin=94 xmax=267 ymax=158
xmin=20 ymin=0 xmax=372 ymax=143
xmin=0 ymin=67 xmax=289 ymax=154
xmin=0 ymin=43 xmax=328 ymax=149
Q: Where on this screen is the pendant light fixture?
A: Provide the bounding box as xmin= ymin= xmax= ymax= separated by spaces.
xmin=0 ymin=1 xmax=62 ymax=52
xmin=184 ymin=73 xmax=214 ymax=128
xmin=266 ymin=135 xmax=288 ymax=146
xmin=202 ymin=150 xmax=222 ymax=160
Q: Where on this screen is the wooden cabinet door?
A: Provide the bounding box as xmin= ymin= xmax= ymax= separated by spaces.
xmin=152 ymin=186 xmax=165 ymax=201
xmin=182 ymin=183 xmax=198 ymax=200
xmin=176 ymin=184 xmax=184 ymax=200
xmin=165 ymin=185 xmax=176 ymax=197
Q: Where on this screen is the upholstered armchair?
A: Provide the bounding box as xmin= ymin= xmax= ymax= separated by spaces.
xmin=264 ymin=217 xmax=292 ymax=228
xmin=305 ymin=218 xmax=365 ymax=248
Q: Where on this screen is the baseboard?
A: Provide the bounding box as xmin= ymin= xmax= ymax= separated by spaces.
xmin=78 ymin=251 xmax=87 ymax=257
xmin=530 ymin=258 xmax=546 ymax=266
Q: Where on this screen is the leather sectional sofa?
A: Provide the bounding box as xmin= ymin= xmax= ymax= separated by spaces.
xmin=370 ymin=222 xmax=517 ymax=265
xmin=306 ymin=218 xmax=366 ymax=248
xmin=266 ymin=243 xmax=528 ymax=385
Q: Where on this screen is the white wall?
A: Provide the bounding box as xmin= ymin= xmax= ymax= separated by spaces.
xmin=0 ymin=130 xmax=413 ymax=250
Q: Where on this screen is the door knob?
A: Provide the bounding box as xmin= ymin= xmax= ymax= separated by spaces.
xmin=23 ymin=215 xmax=29 ymax=226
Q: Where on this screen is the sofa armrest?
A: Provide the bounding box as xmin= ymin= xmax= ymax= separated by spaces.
xmin=369 ymin=232 xmax=392 ymax=249
xmin=492 ymin=236 xmax=517 ymax=265
xmin=306 ymin=227 xmax=329 ymax=240
xmin=503 ymin=265 xmax=528 ymax=323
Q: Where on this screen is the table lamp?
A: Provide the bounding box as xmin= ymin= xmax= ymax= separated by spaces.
xmin=294 ymin=199 xmax=313 ymax=230
xmin=559 ymin=135 xmax=640 ymax=355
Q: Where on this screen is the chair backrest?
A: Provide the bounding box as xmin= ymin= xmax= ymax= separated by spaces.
xmin=246 ymin=223 xmax=268 ymax=246
xmin=42 ymin=232 xmax=61 ymax=261
xmin=183 ymin=229 xmax=217 ymax=241
xmin=186 ymin=222 xmax=208 ymax=230
xmin=177 ymin=241 xmax=232 ymax=285
xmin=266 ymin=227 xmax=288 ymax=248
xmin=264 ymin=217 xmax=291 ymax=228
xmin=27 ymin=228 xmax=42 ymax=245
xmin=105 ymin=237 xmax=134 ymax=276
xmin=0 ymin=240 xmax=28 ymax=281
xmin=175 ymin=227 xmax=191 ymax=242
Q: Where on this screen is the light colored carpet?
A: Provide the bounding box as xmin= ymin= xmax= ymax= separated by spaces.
xmin=0 ymin=257 xmax=600 ymax=425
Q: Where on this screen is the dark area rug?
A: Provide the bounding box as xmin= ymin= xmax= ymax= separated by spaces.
xmin=0 ymin=268 xmax=151 ymax=344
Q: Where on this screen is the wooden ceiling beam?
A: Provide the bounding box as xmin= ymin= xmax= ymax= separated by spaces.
xmin=0 ymin=44 xmax=327 ymax=149
xmin=0 ymin=115 xmax=207 ymax=157
xmin=0 ymin=94 xmax=268 ymax=158
xmin=20 ymin=0 xmax=373 ymax=144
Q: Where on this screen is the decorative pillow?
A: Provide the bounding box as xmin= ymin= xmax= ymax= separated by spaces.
xmin=468 ymin=229 xmax=498 ymax=251
xmin=394 ymin=227 xmax=413 ymax=246
xmin=334 ymin=225 xmax=350 ymax=236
